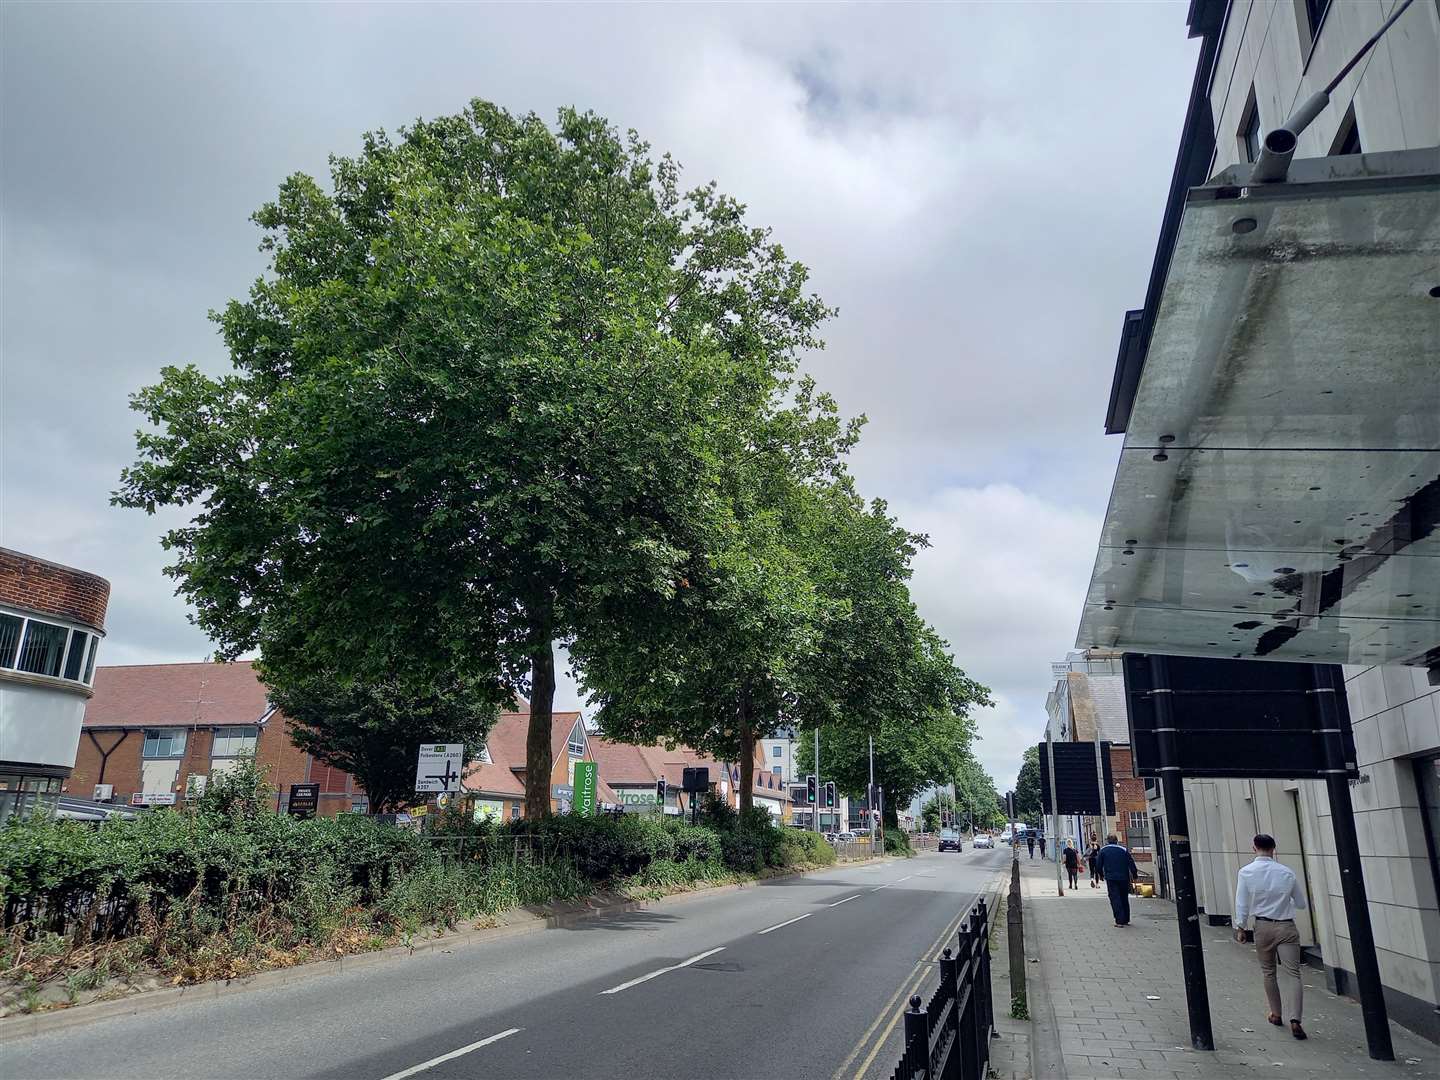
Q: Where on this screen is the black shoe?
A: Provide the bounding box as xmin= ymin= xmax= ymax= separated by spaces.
xmin=1290 ymin=1021 xmax=1307 ymax=1040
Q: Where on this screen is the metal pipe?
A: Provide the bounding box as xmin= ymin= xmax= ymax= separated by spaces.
xmin=1252 ymin=0 xmax=1415 ymax=183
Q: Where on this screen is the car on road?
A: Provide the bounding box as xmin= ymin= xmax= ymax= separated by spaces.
xmin=972 ymin=834 xmax=994 ymax=849
xmin=938 ymin=827 xmax=962 ymax=852
xmin=834 ymin=830 xmax=858 ymax=843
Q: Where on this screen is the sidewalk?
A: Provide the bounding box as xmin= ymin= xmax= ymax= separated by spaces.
xmin=1017 ymin=857 xmax=1432 ymax=1080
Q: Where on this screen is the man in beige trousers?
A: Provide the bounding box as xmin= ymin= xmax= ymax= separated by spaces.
xmin=1233 ymin=833 xmax=1309 ymax=1039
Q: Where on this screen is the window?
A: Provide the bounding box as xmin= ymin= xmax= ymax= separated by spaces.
xmin=1330 ymin=106 xmax=1362 ymax=156
xmin=772 ymin=745 xmax=783 ymax=758
xmin=567 ymin=724 xmax=586 ymax=758
xmin=1126 ymin=810 xmax=1152 ymax=852
xmin=17 ymin=621 xmax=68 ymax=677
xmin=0 ymin=614 xmax=22 ymax=668
xmin=477 ymin=744 xmax=492 ymax=764
xmin=1300 ymin=0 xmax=1330 ymax=43
xmin=211 ymin=725 xmax=258 ymax=758
xmin=82 ymin=636 xmax=98 ymax=683
xmin=772 ymin=765 xmax=783 ymax=777
xmin=142 ymin=729 xmax=186 ymax=759
xmin=1239 ymin=89 xmax=1262 ymax=164
xmin=63 ymin=631 xmax=89 ymax=681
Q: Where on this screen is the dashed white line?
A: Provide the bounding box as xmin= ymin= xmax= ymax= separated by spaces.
xmin=377 ymin=1028 xmax=521 ymax=1080
xmin=598 ymin=947 xmax=726 ymax=995
xmin=757 ymin=913 xmax=814 ymax=935
xmin=828 ymin=894 xmax=861 ymax=907
xmin=870 ymin=873 xmax=912 ymax=892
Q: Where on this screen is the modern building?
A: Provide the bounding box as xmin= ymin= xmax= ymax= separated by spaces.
xmin=1075 ymin=0 xmax=1438 ymax=1042
xmin=760 ymin=726 xmax=798 ymax=784
xmin=68 ymin=661 xmax=364 ymax=815
xmin=1042 ymin=649 xmax=1152 ymax=864
xmin=0 ymin=548 xmax=109 ymax=820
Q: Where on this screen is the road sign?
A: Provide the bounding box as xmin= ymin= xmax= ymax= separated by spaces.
xmin=414 ymin=743 xmax=464 ymax=793
xmin=574 ymin=761 xmax=598 ymax=816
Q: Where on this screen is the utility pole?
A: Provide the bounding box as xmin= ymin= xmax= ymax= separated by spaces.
xmin=868 ymin=735 xmax=877 ymax=850
xmin=814 ymin=727 xmax=822 ymax=836
xmin=1046 ymin=733 xmax=1063 ymax=896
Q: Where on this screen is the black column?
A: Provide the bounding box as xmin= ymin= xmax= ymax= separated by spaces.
xmin=1150 ymin=654 xmax=1214 ymax=1051
xmin=1312 ymin=665 xmax=1393 ymax=1061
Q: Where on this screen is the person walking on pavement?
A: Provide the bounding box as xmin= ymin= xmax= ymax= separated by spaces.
xmin=1026 ymin=832 xmax=1035 ymax=859
xmin=1085 ymin=837 xmax=1102 ymax=888
xmin=1062 ymin=839 xmax=1081 ymax=889
xmin=1233 ymin=833 xmax=1309 ymax=1040
xmin=1096 ymin=833 xmax=1138 ymax=926
xmin=1038 ymin=833 xmax=1047 ymax=859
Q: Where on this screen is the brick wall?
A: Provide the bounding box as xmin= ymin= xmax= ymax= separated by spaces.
xmin=67 ymin=715 xmax=360 ymax=817
xmin=1111 ymin=746 xmax=1153 ymax=863
xmin=0 ymin=549 xmax=109 ymax=630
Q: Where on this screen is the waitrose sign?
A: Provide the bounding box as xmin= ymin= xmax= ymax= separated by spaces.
xmin=573 ymin=761 xmax=598 ymax=816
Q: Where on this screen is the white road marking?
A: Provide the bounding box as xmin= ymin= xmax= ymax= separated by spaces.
xmin=757 ymin=913 xmax=814 ymax=935
xmin=377 ymin=1028 xmax=521 ymax=1080
xmin=828 ymin=894 xmax=861 ymax=907
xmin=598 ymin=947 xmax=726 ymax=994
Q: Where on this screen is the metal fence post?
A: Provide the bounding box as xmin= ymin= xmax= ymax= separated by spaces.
xmin=904 ymin=994 xmax=931 ymax=1080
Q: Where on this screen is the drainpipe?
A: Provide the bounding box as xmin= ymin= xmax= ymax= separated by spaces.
xmin=87 ymin=729 xmax=130 ymax=787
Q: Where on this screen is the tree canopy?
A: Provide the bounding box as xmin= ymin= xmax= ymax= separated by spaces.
xmin=1013 ymin=745 xmax=1043 ymax=824
xmin=116 ymin=102 xmax=830 ymax=817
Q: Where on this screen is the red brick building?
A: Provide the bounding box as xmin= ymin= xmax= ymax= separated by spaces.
xmin=0 ymin=548 xmax=110 ymax=820
xmin=68 ymin=661 xmax=362 ymax=815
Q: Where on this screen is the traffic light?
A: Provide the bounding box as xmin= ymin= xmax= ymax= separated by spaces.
xmin=656 ymin=777 xmax=667 ymax=806
xmin=825 ymin=781 xmax=836 ymax=808
xmin=806 ymin=775 xmax=817 ymax=804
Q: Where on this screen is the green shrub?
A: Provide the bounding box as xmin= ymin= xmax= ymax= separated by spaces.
xmin=884 ymin=828 xmax=914 ymax=856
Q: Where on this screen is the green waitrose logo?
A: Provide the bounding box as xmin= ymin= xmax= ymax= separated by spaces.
xmin=574 ymin=761 xmax=598 ymax=816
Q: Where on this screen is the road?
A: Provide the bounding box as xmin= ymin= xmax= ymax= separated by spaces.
xmin=0 ymin=847 xmax=1008 ymax=1080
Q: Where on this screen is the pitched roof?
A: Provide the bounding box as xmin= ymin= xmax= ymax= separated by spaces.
xmin=463 ymin=708 xmax=588 ymax=798
xmin=84 ymin=662 xmax=275 ymax=730
xmin=1066 ymin=672 xmax=1130 ymax=744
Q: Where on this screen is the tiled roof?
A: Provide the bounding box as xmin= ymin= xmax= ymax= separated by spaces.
xmin=464 ymin=708 xmax=587 ymax=798
xmin=1066 ymin=672 xmax=1131 ymax=744
xmin=84 ymin=662 xmax=275 ymax=729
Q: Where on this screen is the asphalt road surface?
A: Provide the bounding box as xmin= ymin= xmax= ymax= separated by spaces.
xmin=1 ymin=847 xmax=1008 ymax=1080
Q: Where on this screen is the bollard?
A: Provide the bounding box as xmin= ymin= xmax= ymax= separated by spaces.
xmin=903 ymin=993 xmax=930 ymax=1080
xmin=1007 ymin=858 xmax=1026 ymax=1005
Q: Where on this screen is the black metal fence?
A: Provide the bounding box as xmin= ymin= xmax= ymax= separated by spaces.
xmin=890 ymin=897 xmax=994 ymax=1080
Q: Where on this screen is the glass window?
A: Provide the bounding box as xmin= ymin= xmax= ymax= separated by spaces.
xmin=1240 ymin=91 xmax=1262 ymax=164
xmin=82 ymin=635 xmax=99 ymax=683
xmin=211 ymin=726 xmax=258 ymax=758
xmin=0 ymin=614 xmax=22 ymax=668
xmin=17 ymin=620 xmax=68 ymax=677
xmin=1303 ymin=0 xmax=1330 ymax=41
xmin=1127 ymin=810 xmax=1152 ymax=852
xmin=567 ymin=725 xmax=586 ymax=757
xmin=771 ymin=745 xmax=782 ymax=758
xmin=142 ymin=729 xmax=187 ymax=759
xmin=63 ymin=631 xmax=89 ymax=680
xmin=772 ymin=765 xmax=783 ymax=777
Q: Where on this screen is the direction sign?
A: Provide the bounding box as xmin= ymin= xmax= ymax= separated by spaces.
xmin=414 ymin=743 xmax=464 ymax=793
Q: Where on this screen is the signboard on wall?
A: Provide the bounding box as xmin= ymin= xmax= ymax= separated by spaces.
xmin=1122 ymin=654 xmax=1359 ymax=780
xmin=287 ymin=783 xmax=319 ymax=818
xmin=130 ymin=792 xmax=176 ymax=807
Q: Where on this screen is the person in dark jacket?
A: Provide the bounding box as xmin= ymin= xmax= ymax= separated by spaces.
xmin=1062 ymin=840 xmax=1081 ymax=889
xmin=1096 ymin=834 xmax=1139 ymax=926
xmin=1026 ymin=832 xmax=1035 ymax=859
xmin=1085 ymin=838 xmax=1102 ymax=888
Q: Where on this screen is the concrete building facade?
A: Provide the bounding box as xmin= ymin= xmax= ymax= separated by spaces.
xmin=1117 ymin=0 xmax=1440 ymax=1043
xmin=0 ymin=548 xmax=109 ymax=820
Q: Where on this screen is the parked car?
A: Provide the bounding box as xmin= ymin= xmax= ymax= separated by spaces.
xmin=972 ymin=834 xmax=994 ymax=849
xmin=938 ymin=827 xmax=962 ymax=852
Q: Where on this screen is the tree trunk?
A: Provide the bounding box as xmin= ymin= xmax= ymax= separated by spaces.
xmin=736 ymin=689 xmax=755 ymax=814
xmin=525 ymin=640 xmax=556 ymax=819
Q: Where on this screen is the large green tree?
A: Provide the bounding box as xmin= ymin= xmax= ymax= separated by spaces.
xmin=116 ymin=102 xmax=826 ymax=817
xmin=952 ymin=748 xmax=1006 ymax=829
xmin=269 ymin=676 xmax=495 ymax=814
xmin=1013 ymin=745 xmax=1043 ymax=824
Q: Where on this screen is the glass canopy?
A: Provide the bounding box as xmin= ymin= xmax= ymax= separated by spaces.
xmin=1078 ymin=150 xmax=1440 ymax=668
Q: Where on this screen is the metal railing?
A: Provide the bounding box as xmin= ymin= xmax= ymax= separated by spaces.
xmin=890 ymin=897 xmax=994 ymax=1080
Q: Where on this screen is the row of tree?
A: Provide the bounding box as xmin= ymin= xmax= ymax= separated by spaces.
xmin=117 ymin=101 xmax=990 ymax=815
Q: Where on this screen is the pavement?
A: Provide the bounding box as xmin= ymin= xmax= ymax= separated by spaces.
xmin=1016 ymin=856 xmax=1434 ymax=1080
xmin=0 ymin=848 xmax=1008 ymax=1080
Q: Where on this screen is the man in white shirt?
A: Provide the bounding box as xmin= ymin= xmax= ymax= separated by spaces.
xmin=1233 ymin=833 xmax=1309 ymax=1039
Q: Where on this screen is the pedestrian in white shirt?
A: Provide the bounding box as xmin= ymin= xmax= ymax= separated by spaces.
xmin=1233 ymin=833 xmax=1309 ymax=1039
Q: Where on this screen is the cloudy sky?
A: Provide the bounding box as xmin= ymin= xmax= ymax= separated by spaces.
xmin=1 ymin=1 xmax=1198 ymax=789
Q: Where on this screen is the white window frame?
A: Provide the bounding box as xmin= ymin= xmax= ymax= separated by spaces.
xmin=0 ymin=607 xmax=102 ymax=686
xmin=211 ymin=725 xmax=259 ymax=760
xmin=142 ymin=729 xmax=187 ymax=759
xmin=566 ymin=722 xmax=586 ymax=758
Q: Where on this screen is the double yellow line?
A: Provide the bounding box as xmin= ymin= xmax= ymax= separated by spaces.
xmin=830 ymin=902 xmax=974 ymax=1080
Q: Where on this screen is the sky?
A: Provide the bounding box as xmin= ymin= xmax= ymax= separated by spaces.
xmin=0 ymin=2 xmax=1199 ymax=792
